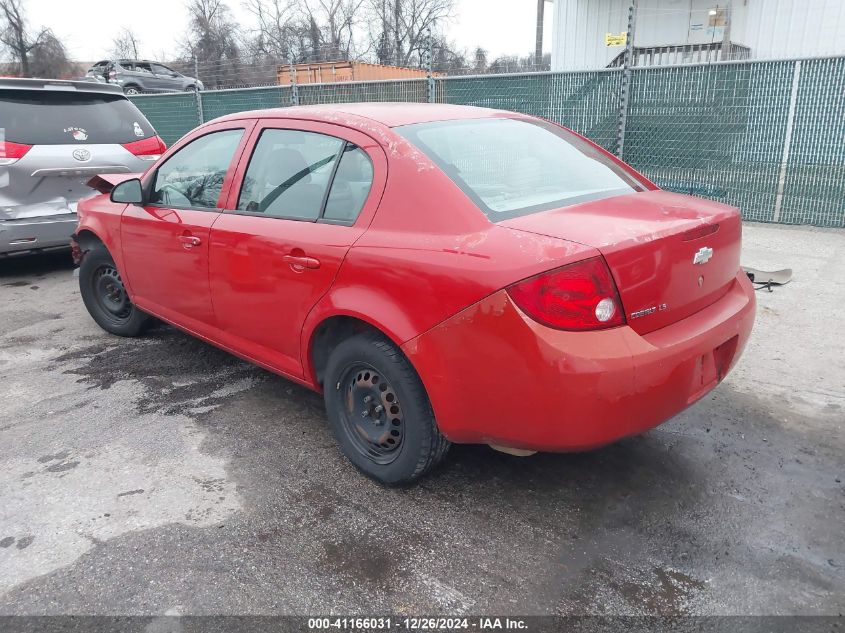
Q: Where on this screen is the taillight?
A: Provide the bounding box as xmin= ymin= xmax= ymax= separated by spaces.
xmin=0 ymin=141 xmax=32 ymax=165
xmin=122 ymin=136 xmax=167 ymax=161
xmin=506 ymin=256 xmax=626 ymax=331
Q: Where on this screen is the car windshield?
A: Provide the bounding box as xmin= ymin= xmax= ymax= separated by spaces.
xmin=395 ymin=117 xmax=647 ymax=221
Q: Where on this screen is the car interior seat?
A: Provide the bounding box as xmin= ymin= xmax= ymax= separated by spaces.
xmin=259 ymin=147 xmax=325 ymax=219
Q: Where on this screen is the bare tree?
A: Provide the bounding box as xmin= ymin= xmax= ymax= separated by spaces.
xmin=181 ymin=0 xmax=242 ymax=87
xmin=367 ymin=0 xmax=454 ymax=67
xmin=243 ymin=0 xmax=300 ymax=61
xmin=245 ymin=0 xmax=366 ymax=64
xmin=28 ymin=30 xmax=73 ymax=77
xmin=0 ymin=0 xmax=72 ymax=78
xmin=300 ymin=0 xmax=366 ymax=61
xmin=473 ymin=46 xmax=487 ymax=72
xmin=0 ymin=0 xmax=46 ymax=76
xmin=111 ymin=27 xmax=141 ymax=59
xmin=430 ymin=35 xmax=463 ymax=73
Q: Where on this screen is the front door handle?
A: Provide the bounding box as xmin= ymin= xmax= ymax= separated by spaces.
xmin=282 ymin=254 xmax=321 ymax=270
xmin=179 ymin=235 xmax=201 ymax=249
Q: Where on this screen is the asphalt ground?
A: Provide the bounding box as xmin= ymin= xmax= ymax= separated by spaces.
xmin=0 ymin=222 xmax=842 ymax=616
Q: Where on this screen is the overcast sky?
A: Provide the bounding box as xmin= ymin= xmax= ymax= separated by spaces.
xmin=25 ymin=0 xmax=554 ymax=62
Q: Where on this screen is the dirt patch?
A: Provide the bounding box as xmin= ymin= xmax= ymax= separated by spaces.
xmin=55 ymin=326 xmax=265 ymax=416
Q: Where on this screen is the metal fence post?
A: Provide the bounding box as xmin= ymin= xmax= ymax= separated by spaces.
xmin=773 ymin=59 xmax=802 ymax=223
xmin=193 ymin=57 xmax=204 ymax=124
xmin=615 ymin=0 xmax=637 ymax=159
xmin=424 ymin=28 xmax=435 ymax=103
xmin=288 ymin=58 xmax=300 ymax=106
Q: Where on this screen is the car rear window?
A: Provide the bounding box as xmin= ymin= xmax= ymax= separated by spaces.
xmin=0 ymin=89 xmax=157 ymax=145
xmin=395 ymin=118 xmax=647 ymax=221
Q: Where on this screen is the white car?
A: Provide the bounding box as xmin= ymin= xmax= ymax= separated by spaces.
xmin=0 ymin=78 xmax=166 ymax=257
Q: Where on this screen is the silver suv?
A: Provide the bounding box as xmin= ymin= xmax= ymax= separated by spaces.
xmin=85 ymin=59 xmax=204 ymax=95
xmin=0 ymin=78 xmax=166 ymax=257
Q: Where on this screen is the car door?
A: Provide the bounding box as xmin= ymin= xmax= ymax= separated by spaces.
xmin=126 ymin=62 xmax=155 ymax=91
xmin=208 ymin=119 xmax=387 ymax=378
xmin=150 ymin=63 xmax=181 ymax=91
xmin=121 ymin=122 xmax=254 ymax=334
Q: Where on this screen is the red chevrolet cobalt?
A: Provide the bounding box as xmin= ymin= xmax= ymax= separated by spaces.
xmin=73 ymin=103 xmax=755 ymax=484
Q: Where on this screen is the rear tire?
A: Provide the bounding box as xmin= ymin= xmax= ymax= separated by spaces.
xmin=324 ymin=333 xmax=450 ymax=485
xmin=79 ymin=247 xmax=151 ymax=337
xmin=123 ymin=85 xmax=140 ymax=95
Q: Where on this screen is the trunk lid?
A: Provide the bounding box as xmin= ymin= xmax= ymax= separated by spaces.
xmin=501 ymin=190 xmax=742 ymax=334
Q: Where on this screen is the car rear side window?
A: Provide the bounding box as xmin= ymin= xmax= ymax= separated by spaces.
xmin=322 ymin=145 xmax=373 ymax=223
xmin=0 ymin=89 xmax=157 ymax=145
xmin=396 ymin=118 xmax=647 ymax=221
xmin=150 ymin=129 xmax=244 ymax=209
xmin=237 ymin=129 xmax=374 ymax=224
xmin=237 ymin=129 xmax=340 ymax=220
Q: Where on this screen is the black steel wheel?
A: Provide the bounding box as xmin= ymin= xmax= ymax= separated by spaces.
xmin=79 ymin=246 xmax=151 ymax=337
xmin=324 ymin=332 xmax=450 ymax=485
xmin=91 ymin=264 xmax=132 ymax=326
xmin=337 ymin=362 xmax=406 ymax=465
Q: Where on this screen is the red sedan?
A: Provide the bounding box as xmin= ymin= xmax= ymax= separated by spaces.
xmin=73 ymin=103 xmax=755 ymax=484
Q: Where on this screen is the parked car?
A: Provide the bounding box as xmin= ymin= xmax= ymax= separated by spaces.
xmin=0 ymin=78 xmax=167 ymax=257
xmin=72 ymin=103 xmax=756 ymax=485
xmin=85 ymin=60 xmax=204 ymax=95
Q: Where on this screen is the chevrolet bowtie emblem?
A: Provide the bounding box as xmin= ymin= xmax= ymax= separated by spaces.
xmin=693 ymin=246 xmax=714 ymax=265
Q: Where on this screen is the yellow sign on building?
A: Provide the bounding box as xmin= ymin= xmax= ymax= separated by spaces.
xmin=605 ymin=32 xmax=627 ymax=47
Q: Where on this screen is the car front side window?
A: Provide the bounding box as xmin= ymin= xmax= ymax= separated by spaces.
xmin=152 ymin=64 xmax=175 ymax=76
xmin=150 ymin=129 xmax=244 ymax=209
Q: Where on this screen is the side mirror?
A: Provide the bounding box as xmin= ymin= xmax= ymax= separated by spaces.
xmin=110 ymin=178 xmax=145 ymax=205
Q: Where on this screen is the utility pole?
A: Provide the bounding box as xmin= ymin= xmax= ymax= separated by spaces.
xmin=720 ymin=0 xmax=733 ymax=60
xmin=424 ymin=27 xmax=435 ymax=103
xmin=193 ymin=56 xmax=203 ymax=124
xmin=535 ymin=0 xmax=546 ymax=69
xmin=288 ymin=58 xmax=299 ymax=106
xmin=615 ymin=0 xmax=637 ymax=160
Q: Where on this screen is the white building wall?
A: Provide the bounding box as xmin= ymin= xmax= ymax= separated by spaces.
xmin=551 ymin=0 xmax=845 ymax=71
xmin=739 ymin=0 xmax=845 ymax=59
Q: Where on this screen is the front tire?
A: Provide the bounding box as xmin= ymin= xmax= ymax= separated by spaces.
xmin=79 ymin=247 xmax=151 ymax=337
xmin=324 ymin=333 xmax=450 ymax=485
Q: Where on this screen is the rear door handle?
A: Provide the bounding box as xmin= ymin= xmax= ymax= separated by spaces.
xmin=179 ymin=235 xmax=201 ymax=249
xmin=282 ymin=254 xmax=321 ymax=269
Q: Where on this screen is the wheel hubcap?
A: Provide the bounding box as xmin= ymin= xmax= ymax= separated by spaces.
xmin=339 ymin=364 xmax=404 ymax=464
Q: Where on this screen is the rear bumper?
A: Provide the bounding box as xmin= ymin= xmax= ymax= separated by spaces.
xmin=0 ymin=213 xmax=77 ymax=256
xmin=402 ymin=271 xmax=756 ymax=451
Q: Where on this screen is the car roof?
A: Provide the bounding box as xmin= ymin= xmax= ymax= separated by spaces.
xmin=0 ymin=77 xmax=125 ymax=95
xmin=214 ymin=102 xmax=518 ymax=129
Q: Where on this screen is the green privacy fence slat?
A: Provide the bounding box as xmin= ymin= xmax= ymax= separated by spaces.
xmin=778 ymin=57 xmax=845 ymax=227
xmin=622 ymin=61 xmax=794 ymax=223
xmin=129 ymin=93 xmax=199 ymax=146
xmin=438 ymin=70 xmax=621 ymax=152
xmin=297 ymin=79 xmax=428 ymax=105
xmin=201 ymin=86 xmax=293 ymax=121
xmin=130 ymin=57 xmax=845 ymax=227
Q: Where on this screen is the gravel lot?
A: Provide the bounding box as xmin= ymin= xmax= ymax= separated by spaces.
xmin=0 ymin=222 xmax=842 ymax=616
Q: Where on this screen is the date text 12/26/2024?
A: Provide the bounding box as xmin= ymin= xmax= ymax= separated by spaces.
xmin=307 ymin=617 xmax=529 ymax=630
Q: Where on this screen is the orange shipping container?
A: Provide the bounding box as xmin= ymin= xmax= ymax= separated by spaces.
xmin=277 ymin=61 xmax=437 ymax=85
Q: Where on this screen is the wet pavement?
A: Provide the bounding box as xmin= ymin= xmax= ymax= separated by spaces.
xmin=0 ymin=223 xmax=843 ymax=615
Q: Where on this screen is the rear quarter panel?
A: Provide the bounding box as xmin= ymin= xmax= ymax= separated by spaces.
xmin=301 ymin=131 xmax=597 ymax=381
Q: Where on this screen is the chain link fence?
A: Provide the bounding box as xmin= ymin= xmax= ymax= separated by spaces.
xmin=130 ymin=55 xmax=845 ymax=227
